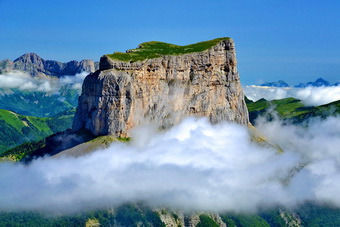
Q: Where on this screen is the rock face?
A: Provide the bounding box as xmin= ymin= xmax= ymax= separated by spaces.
xmin=156 ymin=210 xmax=227 ymax=227
xmin=73 ymin=38 xmax=249 ymax=137
xmin=0 ymin=53 xmax=99 ymax=77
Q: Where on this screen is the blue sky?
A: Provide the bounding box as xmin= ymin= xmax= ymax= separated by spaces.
xmin=1 ymin=0 xmax=339 ymax=85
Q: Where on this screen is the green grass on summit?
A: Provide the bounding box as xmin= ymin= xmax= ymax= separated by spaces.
xmin=107 ymin=37 xmax=230 ymax=62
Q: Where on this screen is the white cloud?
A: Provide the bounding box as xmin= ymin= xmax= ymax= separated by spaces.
xmin=244 ymin=85 xmax=340 ymax=106
xmin=295 ymin=86 xmax=340 ymax=106
xmin=0 ymin=71 xmax=88 ymax=93
xmin=59 ymin=72 xmax=87 ymax=90
xmin=0 ymin=117 xmax=340 ymax=214
xmin=255 ymin=116 xmax=340 ymax=206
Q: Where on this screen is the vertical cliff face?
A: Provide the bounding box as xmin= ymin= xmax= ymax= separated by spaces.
xmin=73 ymin=38 xmax=249 ymax=137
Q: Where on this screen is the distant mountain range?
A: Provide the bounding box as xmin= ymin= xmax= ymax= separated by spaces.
xmin=260 ymin=80 xmax=289 ymax=87
xmin=260 ymin=78 xmax=339 ymax=87
xmin=0 ymin=53 xmax=99 ymax=77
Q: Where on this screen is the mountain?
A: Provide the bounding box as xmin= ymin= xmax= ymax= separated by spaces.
xmin=8 ymin=38 xmax=250 ymax=161
xmin=260 ymin=80 xmax=289 ymax=87
xmin=73 ymin=38 xmax=249 ymax=137
xmin=294 ymin=77 xmax=331 ymax=87
xmin=0 ymin=53 xmax=99 ymax=77
xmin=0 ymin=108 xmax=75 ymax=154
xmin=2 ymin=39 xmax=340 ymax=226
xmin=259 ymin=78 xmax=340 ymax=88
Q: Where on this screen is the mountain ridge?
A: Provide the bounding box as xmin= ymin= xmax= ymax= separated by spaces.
xmin=260 ymin=77 xmax=338 ymax=87
xmin=0 ymin=53 xmax=99 ymax=77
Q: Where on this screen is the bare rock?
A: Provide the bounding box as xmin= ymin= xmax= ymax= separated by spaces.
xmin=73 ymin=38 xmax=249 ymax=136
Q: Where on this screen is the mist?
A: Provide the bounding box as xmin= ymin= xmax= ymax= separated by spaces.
xmin=1 ymin=116 xmax=340 ymax=214
xmin=0 ymin=71 xmax=88 ymax=92
xmin=244 ymin=85 xmax=340 ymax=106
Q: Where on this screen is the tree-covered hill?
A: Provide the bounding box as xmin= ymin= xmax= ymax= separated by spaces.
xmin=0 ymin=86 xmax=79 ymax=117
xmin=0 ymin=108 xmax=75 ymax=153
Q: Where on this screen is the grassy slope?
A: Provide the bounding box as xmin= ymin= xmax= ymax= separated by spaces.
xmin=53 ymin=135 xmax=120 ymax=158
xmin=107 ymin=37 xmax=230 ymax=62
xmin=0 ymin=87 xmax=79 ymax=117
xmin=0 ymin=108 xmax=75 ymax=154
xmin=246 ymin=97 xmax=340 ymax=124
xmin=0 ymin=128 xmax=98 ymax=162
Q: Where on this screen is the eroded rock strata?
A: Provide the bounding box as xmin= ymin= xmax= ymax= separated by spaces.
xmin=73 ymin=38 xmax=249 ymax=137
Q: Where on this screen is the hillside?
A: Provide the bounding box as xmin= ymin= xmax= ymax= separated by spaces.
xmin=1 ymin=203 xmax=339 ymax=226
xmin=0 ymin=204 xmax=290 ymax=227
xmin=246 ymin=97 xmax=340 ymax=124
xmin=0 ymin=108 xmax=75 ymax=153
xmin=0 ymin=86 xmax=79 ymax=117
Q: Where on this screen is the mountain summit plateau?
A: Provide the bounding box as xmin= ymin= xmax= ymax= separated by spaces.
xmin=73 ymin=38 xmax=249 ymax=137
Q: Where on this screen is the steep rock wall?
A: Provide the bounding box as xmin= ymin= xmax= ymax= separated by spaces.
xmin=73 ymin=38 xmax=249 ymax=136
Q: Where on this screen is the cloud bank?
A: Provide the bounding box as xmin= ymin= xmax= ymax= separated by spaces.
xmin=244 ymin=85 xmax=340 ymax=106
xmin=0 ymin=117 xmax=340 ymax=214
xmin=0 ymin=71 xmax=88 ymax=92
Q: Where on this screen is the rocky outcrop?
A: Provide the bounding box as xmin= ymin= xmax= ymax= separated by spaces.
xmin=73 ymin=38 xmax=249 ymax=137
xmin=0 ymin=59 xmax=14 ymax=74
xmin=0 ymin=53 xmax=99 ymax=77
xmin=156 ymin=210 xmax=227 ymax=227
xmin=279 ymin=208 xmax=302 ymax=227
xmin=156 ymin=210 xmax=185 ymax=227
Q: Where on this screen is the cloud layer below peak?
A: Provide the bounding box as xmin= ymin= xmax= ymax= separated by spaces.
xmin=1 ymin=117 xmax=340 ymax=214
xmin=244 ymin=85 xmax=340 ymax=106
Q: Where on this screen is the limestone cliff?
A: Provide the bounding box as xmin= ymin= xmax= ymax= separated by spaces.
xmin=73 ymin=38 xmax=249 ymax=136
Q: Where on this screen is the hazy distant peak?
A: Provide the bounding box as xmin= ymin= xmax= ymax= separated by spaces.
xmin=295 ymin=77 xmax=331 ymax=88
xmin=1 ymin=53 xmax=99 ymax=77
xmin=312 ymin=77 xmax=330 ymax=86
xmin=260 ymin=80 xmax=289 ymax=87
